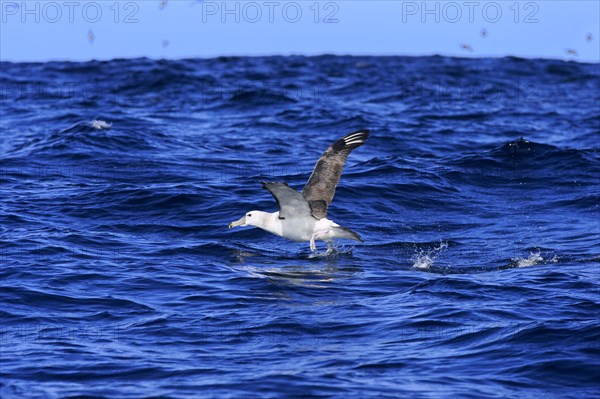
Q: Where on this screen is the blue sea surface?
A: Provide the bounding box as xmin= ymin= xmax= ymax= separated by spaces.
xmin=1 ymin=55 xmax=599 ymax=398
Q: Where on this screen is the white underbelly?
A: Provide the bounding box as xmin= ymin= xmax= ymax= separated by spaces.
xmin=281 ymin=217 xmax=317 ymax=242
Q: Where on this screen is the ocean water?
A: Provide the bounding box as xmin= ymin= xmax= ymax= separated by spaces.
xmin=1 ymin=55 xmax=599 ymax=398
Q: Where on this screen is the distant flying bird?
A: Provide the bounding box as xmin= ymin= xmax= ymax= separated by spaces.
xmin=565 ymin=49 xmax=578 ymax=56
xmin=229 ymin=130 xmax=370 ymax=253
xmin=585 ymin=33 xmax=593 ymax=42
xmin=459 ymin=44 xmax=473 ymax=52
xmin=480 ymin=28 xmax=488 ymax=38
xmin=87 ymin=30 xmax=95 ymax=44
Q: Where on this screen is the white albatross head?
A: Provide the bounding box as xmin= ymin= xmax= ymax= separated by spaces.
xmin=228 ymin=211 xmax=265 ymax=229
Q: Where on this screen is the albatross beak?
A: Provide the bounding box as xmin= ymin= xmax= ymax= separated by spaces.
xmin=228 ymin=216 xmax=246 ymax=229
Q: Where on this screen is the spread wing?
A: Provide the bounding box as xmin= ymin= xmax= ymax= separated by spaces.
xmin=261 ymin=181 xmax=312 ymax=219
xmin=302 ymin=130 xmax=369 ymax=219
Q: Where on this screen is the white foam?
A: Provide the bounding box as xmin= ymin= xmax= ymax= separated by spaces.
xmin=89 ymin=120 xmax=112 ymax=130
xmin=514 ymin=251 xmax=544 ymax=267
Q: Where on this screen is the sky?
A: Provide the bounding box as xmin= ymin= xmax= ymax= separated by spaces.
xmin=0 ymin=0 xmax=598 ymax=62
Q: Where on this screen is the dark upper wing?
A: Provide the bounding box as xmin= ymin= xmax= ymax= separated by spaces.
xmin=302 ymin=130 xmax=369 ymax=219
xmin=261 ymin=181 xmax=312 ymax=219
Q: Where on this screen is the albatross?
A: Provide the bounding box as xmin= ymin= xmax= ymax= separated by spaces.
xmin=229 ymin=129 xmax=370 ymax=252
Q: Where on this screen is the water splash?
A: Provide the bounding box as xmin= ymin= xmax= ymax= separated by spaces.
xmin=411 ymin=241 xmax=448 ymax=269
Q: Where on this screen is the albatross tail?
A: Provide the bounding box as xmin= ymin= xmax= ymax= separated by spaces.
xmin=332 ymin=225 xmax=363 ymax=242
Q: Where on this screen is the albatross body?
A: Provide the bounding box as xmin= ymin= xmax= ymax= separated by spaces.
xmin=229 ymin=130 xmax=370 ymax=252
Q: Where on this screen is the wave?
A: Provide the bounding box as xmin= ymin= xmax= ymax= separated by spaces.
xmin=1 ymin=286 xmax=154 ymax=313
xmin=441 ymin=138 xmax=599 ymax=188
xmin=1 ymin=119 xmax=185 ymax=159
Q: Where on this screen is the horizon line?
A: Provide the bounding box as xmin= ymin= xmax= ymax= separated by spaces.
xmin=2 ymin=52 xmax=598 ymax=65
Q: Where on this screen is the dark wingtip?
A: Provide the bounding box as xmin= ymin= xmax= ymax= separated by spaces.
xmin=333 ymin=129 xmax=370 ymax=151
xmin=352 ymin=129 xmax=370 ymax=136
xmin=347 ymin=129 xmax=370 ymax=138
